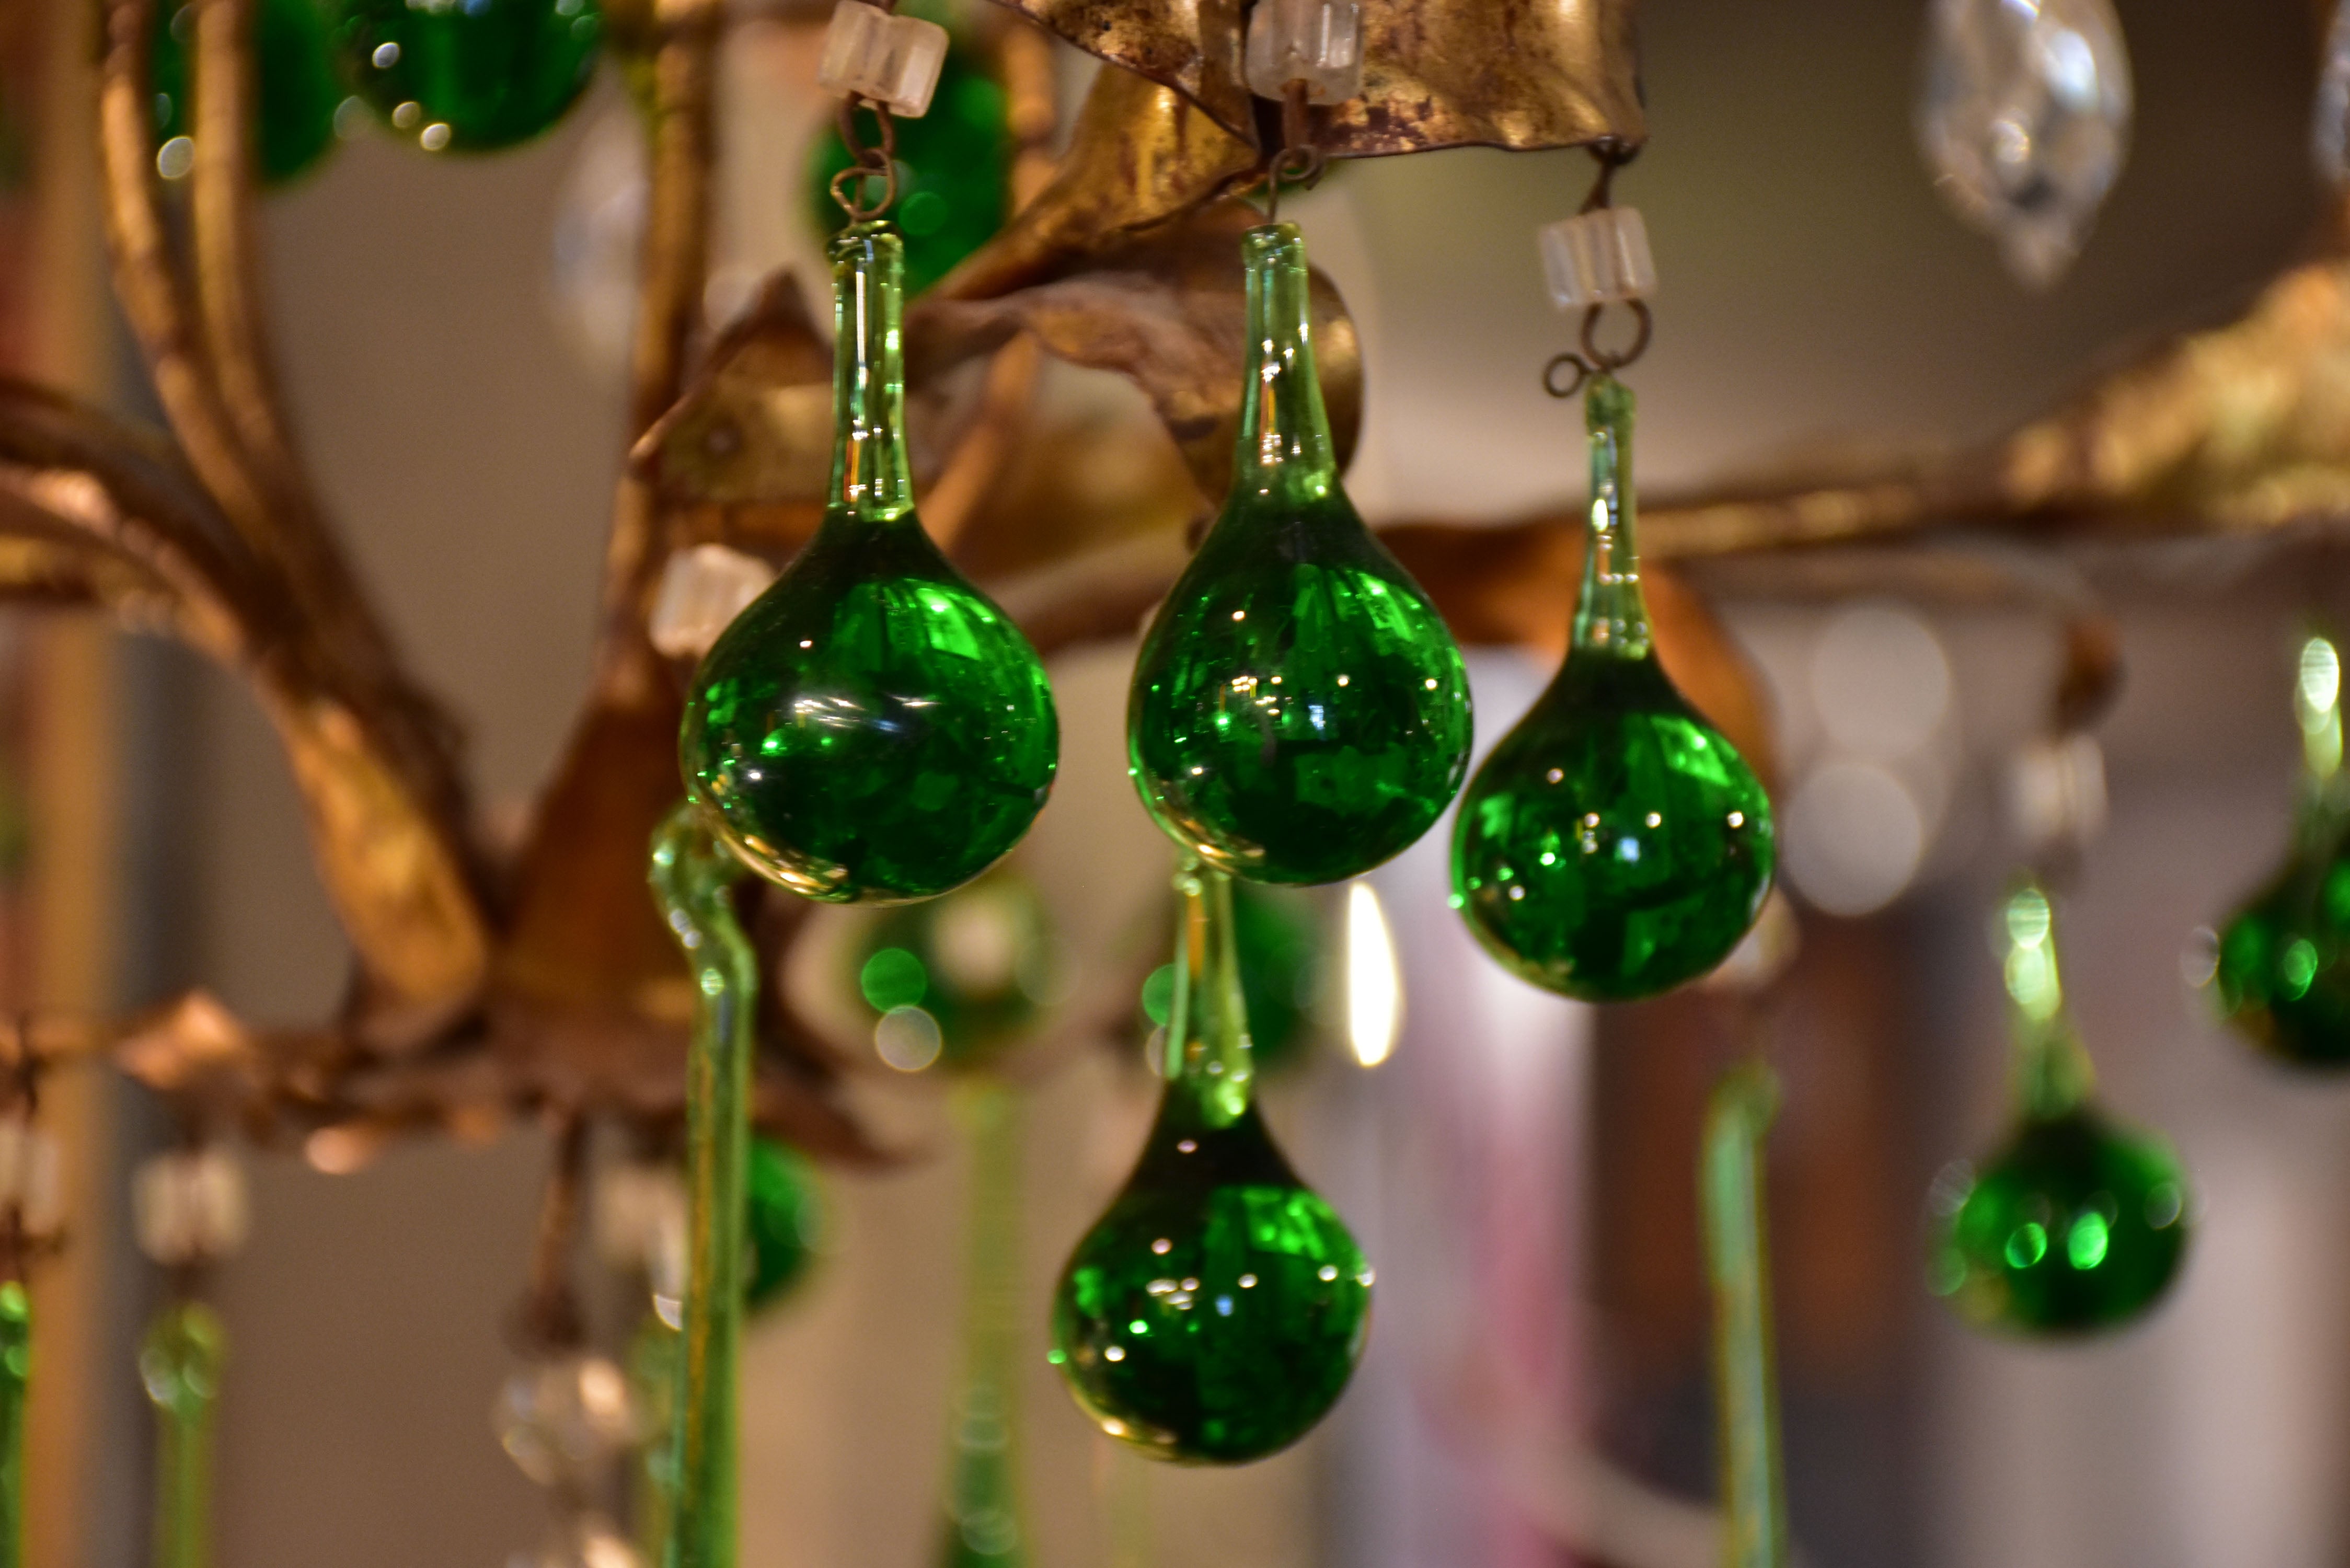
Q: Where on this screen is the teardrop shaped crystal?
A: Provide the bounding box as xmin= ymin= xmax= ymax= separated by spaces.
xmin=1452 ymin=376 xmax=1772 ymax=1001
xmin=1051 ymin=863 xmax=1369 ymax=1463
xmin=1128 ymin=223 xmax=1472 ymax=886
xmin=1931 ymin=882 xmax=2191 ymax=1335
xmin=338 ymin=0 xmax=602 ymax=154
xmin=2215 ymin=633 xmax=2350 ymax=1065
xmin=681 ymin=224 xmax=1059 ymax=903
xmin=1917 ymin=0 xmax=2132 ymax=287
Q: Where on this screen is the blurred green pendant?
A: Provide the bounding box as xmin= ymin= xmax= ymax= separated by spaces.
xmin=856 ymin=868 xmax=1056 ymax=1074
xmin=808 ymin=44 xmax=1010 ymax=297
xmin=141 ymin=1301 xmax=225 ymax=1568
xmin=1128 ymin=223 xmax=1471 ymax=886
xmin=1930 ymin=881 xmax=2191 ymax=1336
xmin=336 ymin=0 xmax=601 ymax=154
xmin=744 ymin=1137 xmax=821 ymax=1311
xmin=682 ymin=223 xmax=1058 ymax=904
xmin=2214 ymin=632 xmax=2350 ymax=1065
xmin=1051 ymin=861 xmax=1370 ymax=1463
xmin=1452 ymin=374 xmax=1772 ymax=1000
xmin=153 ymin=0 xmax=342 ymax=187
xmin=0 ymin=1283 xmax=26 ymax=1568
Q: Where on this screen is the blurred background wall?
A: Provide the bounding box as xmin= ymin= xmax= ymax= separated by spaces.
xmin=13 ymin=1 xmax=2347 ymax=1566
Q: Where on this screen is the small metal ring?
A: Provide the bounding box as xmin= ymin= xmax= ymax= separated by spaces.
xmin=1542 ymin=352 xmax=1592 ymax=400
xmin=1579 ymin=299 xmax=1652 ymax=372
xmin=831 ymin=96 xmax=899 ymax=220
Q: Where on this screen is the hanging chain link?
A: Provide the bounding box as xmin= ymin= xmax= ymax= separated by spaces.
xmin=829 ymin=93 xmax=900 ymax=222
xmin=1542 ymin=139 xmax=1651 ymax=399
xmin=1264 ymin=80 xmax=1328 ymax=225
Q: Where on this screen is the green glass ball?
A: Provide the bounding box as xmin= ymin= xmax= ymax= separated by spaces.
xmin=1050 ymin=1102 xmax=1369 ymax=1463
xmin=1452 ymin=652 xmax=1772 ymax=1001
xmin=336 ymin=0 xmax=600 ymax=154
xmin=2214 ymin=850 xmax=2350 ymax=1066
xmin=807 ymin=45 xmax=1010 ymax=296
xmin=854 ymin=868 xmax=1055 ymax=1071
xmin=745 ymin=1137 xmax=821 ymax=1310
xmin=680 ymin=523 xmax=1058 ymax=904
xmin=153 ymin=0 xmax=342 ymax=187
xmin=1129 ymin=491 xmax=1472 ymax=886
xmin=1930 ymin=1106 xmax=2190 ymax=1336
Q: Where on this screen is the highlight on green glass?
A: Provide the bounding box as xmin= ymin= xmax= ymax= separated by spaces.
xmin=1452 ymin=373 xmax=1772 ymax=1001
xmin=1127 ymin=222 xmax=1472 ymax=887
xmin=335 ymin=0 xmax=602 ymax=154
xmin=1051 ymin=861 xmax=1370 ymax=1463
xmin=1929 ymin=881 xmax=2191 ymax=1336
xmin=2212 ymin=631 xmax=2350 ymax=1066
xmin=151 ymin=0 xmax=342 ymax=188
xmin=682 ymin=222 xmax=1058 ymax=904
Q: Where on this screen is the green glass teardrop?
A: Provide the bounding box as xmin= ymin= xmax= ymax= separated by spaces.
xmin=1051 ymin=863 xmax=1369 ymax=1463
xmin=808 ymin=40 xmax=1009 ymax=297
xmin=336 ymin=0 xmax=601 ymax=154
xmin=153 ymin=0 xmax=342 ymax=187
xmin=1452 ymin=375 xmax=1771 ymax=1000
xmin=1931 ymin=1106 xmax=2190 ymax=1335
xmin=681 ymin=224 xmax=1058 ymax=903
xmin=744 ymin=1136 xmax=821 ymax=1311
xmin=2215 ymin=633 xmax=2350 ymax=1065
xmin=1931 ymin=882 xmax=2192 ymax=1335
xmin=1128 ymin=224 xmax=1471 ymax=886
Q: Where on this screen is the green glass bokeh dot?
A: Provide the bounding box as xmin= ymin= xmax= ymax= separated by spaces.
xmin=336 ymin=0 xmax=600 ymax=153
xmin=745 ymin=1137 xmax=822 ymax=1310
xmin=153 ymin=0 xmax=342 ymax=187
xmin=851 ymin=869 xmax=1055 ymax=1071
xmin=1930 ymin=1106 xmax=2190 ymax=1336
xmin=807 ymin=44 xmax=1009 ymax=296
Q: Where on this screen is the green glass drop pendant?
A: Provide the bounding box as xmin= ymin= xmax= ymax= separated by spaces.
xmin=336 ymin=0 xmax=601 ymax=154
xmin=153 ymin=0 xmax=342 ymax=187
xmin=809 ymin=40 xmax=1010 ymax=297
xmin=1128 ymin=223 xmax=1471 ymax=886
xmin=0 ymin=1283 xmax=26 ymax=1568
xmin=1051 ymin=861 xmax=1370 ymax=1463
xmin=744 ymin=1136 xmax=821 ymax=1311
xmin=2214 ymin=633 xmax=2350 ymax=1065
xmin=682 ymin=223 xmax=1058 ymax=903
xmin=1931 ymin=882 xmax=2190 ymax=1336
xmin=1452 ymin=374 xmax=1772 ymax=1000
xmin=141 ymin=1301 xmax=225 ymax=1568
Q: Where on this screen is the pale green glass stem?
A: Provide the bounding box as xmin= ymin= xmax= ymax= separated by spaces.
xmin=828 ymin=222 xmax=916 ymax=524
xmin=651 ymin=803 xmax=755 ymax=1568
xmin=1701 ymin=1061 xmax=1786 ymax=1568
xmin=1574 ymin=374 xmax=1650 ymax=660
xmin=631 ymin=1309 xmax=682 ymax=1565
xmin=1163 ymin=860 xmax=1253 ymax=1126
xmin=142 ymin=1301 xmax=224 ymax=1568
xmin=1999 ymin=880 xmax=2094 ymax=1121
xmin=0 ymin=1282 xmax=25 ymax=1568
xmin=1234 ymin=224 xmax=1338 ymax=511
xmin=941 ymin=1080 xmax=1027 ymax=1567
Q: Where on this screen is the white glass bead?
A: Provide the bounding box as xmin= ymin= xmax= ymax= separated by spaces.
xmin=1538 ymin=206 xmax=1655 ymax=310
xmin=0 ymin=1123 xmax=60 ymax=1239
xmin=1244 ymin=0 xmax=1364 ymax=104
xmin=817 ymin=2 xmax=950 ymax=118
xmin=133 ymin=1147 xmax=250 ymax=1265
xmin=2006 ymin=733 xmax=2107 ymax=856
xmin=495 ymin=1354 xmax=643 ymax=1489
xmin=649 ymin=544 xmax=777 ymax=660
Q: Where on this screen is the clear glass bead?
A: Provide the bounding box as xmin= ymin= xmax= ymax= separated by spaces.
xmin=133 ymin=1147 xmax=251 ymax=1265
xmin=1243 ymin=0 xmax=1364 ymax=104
xmin=649 ymin=545 xmax=777 ymax=661
xmin=507 ymin=1513 xmax=643 ymax=1568
xmin=1917 ymin=0 xmax=2131 ymax=288
xmin=2318 ymin=1 xmax=2350 ymax=188
xmin=1538 ymin=206 xmax=1655 ymax=309
xmin=493 ymin=1355 xmax=642 ymax=1489
xmin=817 ymin=2 xmax=950 ymax=118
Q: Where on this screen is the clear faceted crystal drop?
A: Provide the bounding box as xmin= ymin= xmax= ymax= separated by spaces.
xmin=1917 ymin=0 xmax=2131 ymax=288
